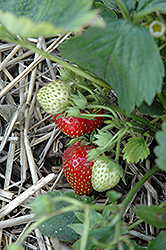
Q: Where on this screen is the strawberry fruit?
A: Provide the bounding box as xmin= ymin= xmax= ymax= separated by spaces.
xmin=62 ymin=142 xmax=95 ymax=195
xmin=54 ymin=109 xmax=104 ymax=138
xmin=91 ymin=157 xmax=121 ymax=192
xmin=37 ymin=80 xmax=70 ymax=115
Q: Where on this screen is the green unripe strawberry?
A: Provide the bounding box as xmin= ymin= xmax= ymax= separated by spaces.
xmin=91 ymin=158 xmax=121 ymax=192
xmin=37 ymin=80 xmax=70 ymax=115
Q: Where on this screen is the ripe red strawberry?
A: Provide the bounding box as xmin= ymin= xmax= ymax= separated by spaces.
xmin=54 ymin=109 xmax=104 ymax=138
xmin=62 ymin=142 xmax=95 ymax=195
xmin=37 ymin=80 xmax=70 ymax=115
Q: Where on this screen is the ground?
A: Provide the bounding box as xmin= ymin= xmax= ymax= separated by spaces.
xmin=0 ymin=37 xmax=165 ymax=250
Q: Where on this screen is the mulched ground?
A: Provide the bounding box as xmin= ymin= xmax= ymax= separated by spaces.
xmin=0 ymin=37 xmax=165 ymax=250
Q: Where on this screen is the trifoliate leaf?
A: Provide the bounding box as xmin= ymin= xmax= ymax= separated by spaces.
xmin=155 ymin=122 xmax=166 ymax=171
xmin=123 ymin=137 xmax=150 ymax=163
xmin=59 ymin=20 xmax=164 ymax=114
xmin=0 ymin=0 xmax=104 ymax=38
xmin=134 ymin=205 xmax=166 ymax=228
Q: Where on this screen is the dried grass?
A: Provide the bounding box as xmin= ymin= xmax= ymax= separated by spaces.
xmin=0 ymin=37 xmax=165 ymax=249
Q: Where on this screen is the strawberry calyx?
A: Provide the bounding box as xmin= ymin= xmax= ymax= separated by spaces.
xmin=54 ymin=108 xmax=104 ymax=138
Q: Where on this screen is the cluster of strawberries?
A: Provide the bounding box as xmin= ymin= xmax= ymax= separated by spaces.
xmin=37 ymin=80 xmax=121 ymax=195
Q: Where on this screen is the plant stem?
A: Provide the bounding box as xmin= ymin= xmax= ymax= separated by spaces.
xmin=121 ymin=166 xmax=159 ymax=214
xmin=159 ymin=42 xmax=166 ymax=51
xmin=79 ymin=207 xmax=90 ymax=250
xmin=127 ymin=219 xmax=143 ymax=231
xmin=17 ymin=39 xmax=111 ymax=89
xmin=110 ymin=166 xmax=159 ymax=226
xmin=156 ymin=93 xmax=166 ymax=110
xmin=127 ymin=192 xmax=166 ymax=231
xmin=108 ymin=103 xmax=159 ymax=132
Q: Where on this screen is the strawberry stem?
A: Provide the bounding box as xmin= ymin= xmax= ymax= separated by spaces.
xmin=110 ymin=166 xmax=159 ymax=226
xmin=80 ymin=207 xmax=90 ymax=250
xmin=0 ymin=38 xmax=111 ymax=98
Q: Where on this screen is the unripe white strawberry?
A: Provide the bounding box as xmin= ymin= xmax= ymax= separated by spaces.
xmin=37 ymin=80 xmax=70 ymax=115
xmin=91 ymin=158 xmax=121 ymax=192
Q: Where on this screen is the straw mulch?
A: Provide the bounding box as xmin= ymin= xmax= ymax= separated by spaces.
xmin=0 ymin=36 xmax=165 ymax=249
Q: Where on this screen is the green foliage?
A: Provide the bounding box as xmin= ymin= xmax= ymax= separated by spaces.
xmin=1 ymin=1 xmax=166 ymax=249
xmin=37 ymin=191 xmax=94 ymax=241
xmin=134 ymin=205 xmax=166 ymax=228
xmin=138 ymin=99 xmax=166 ymax=117
xmin=30 ymin=194 xmax=55 ymax=217
xmin=95 ymin=2 xmax=118 ymax=22
xmin=147 ymin=232 xmax=166 ymax=250
xmin=59 ymin=19 xmax=164 ymax=114
xmin=123 ymin=137 xmax=150 ymax=163
xmin=134 ymin=0 xmax=166 ymax=23
xmin=102 ymin=0 xmax=117 ymax=9
xmin=5 ymin=244 xmax=23 ymax=250
xmin=0 ymin=0 xmax=104 ymax=38
xmin=155 ymin=122 xmax=166 ymax=171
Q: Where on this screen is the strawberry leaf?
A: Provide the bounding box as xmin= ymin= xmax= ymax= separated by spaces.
xmin=59 ymin=20 xmax=164 ymax=114
xmin=155 ymin=122 xmax=166 ymax=171
xmin=36 ymin=191 xmax=94 ymax=241
xmin=0 ymin=0 xmax=104 ymax=38
xmin=138 ymin=99 xmax=165 ymax=117
xmin=134 ymin=205 xmax=166 ymax=228
xmin=147 ymin=232 xmax=166 ymax=250
xmin=134 ymin=0 xmax=166 ymax=23
xmin=102 ymin=0 xmax=117 ymax=9
xmin=123 ymin=137 xmax=150 ymax=163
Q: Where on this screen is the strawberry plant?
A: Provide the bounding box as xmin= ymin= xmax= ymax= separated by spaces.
xmin=1 ymin=0 xmax=166 ymax=250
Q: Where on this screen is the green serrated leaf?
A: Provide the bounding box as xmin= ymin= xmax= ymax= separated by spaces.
xmin=134 ymin=205 xmax=166 ymax=228
xmin=134 ymin=0 xmax=166 ymax=23
xmin=95 ymin=2 xmax=117 ymax=22
xmin=123 ymin=137 xmax=150 ymax=163
xmin=147 ymin=232 xmax=166 ymax=250
xmin=93 ymin=130 xmax=114 ymax=149
xmin=102 ymin=0 xmax=117 ymax=10
xmin=0 ymin=0 xmax=104 ymax=38
xmin=155 ymin=122 xmax=166 ymax=171
xmin=59 ymin=20 xmax=164 ymax=114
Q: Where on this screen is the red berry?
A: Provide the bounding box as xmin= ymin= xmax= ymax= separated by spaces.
xmin=62 ymin=142 xmax=95 ymax=195
xmin=54 ymin=109 xmax=104 ymax=138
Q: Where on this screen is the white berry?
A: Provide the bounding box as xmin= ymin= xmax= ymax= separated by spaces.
xmin=37 ymin=80 xmax=70 ymax=115
xmin=91 ymin=159 xmax=121 ymax=192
